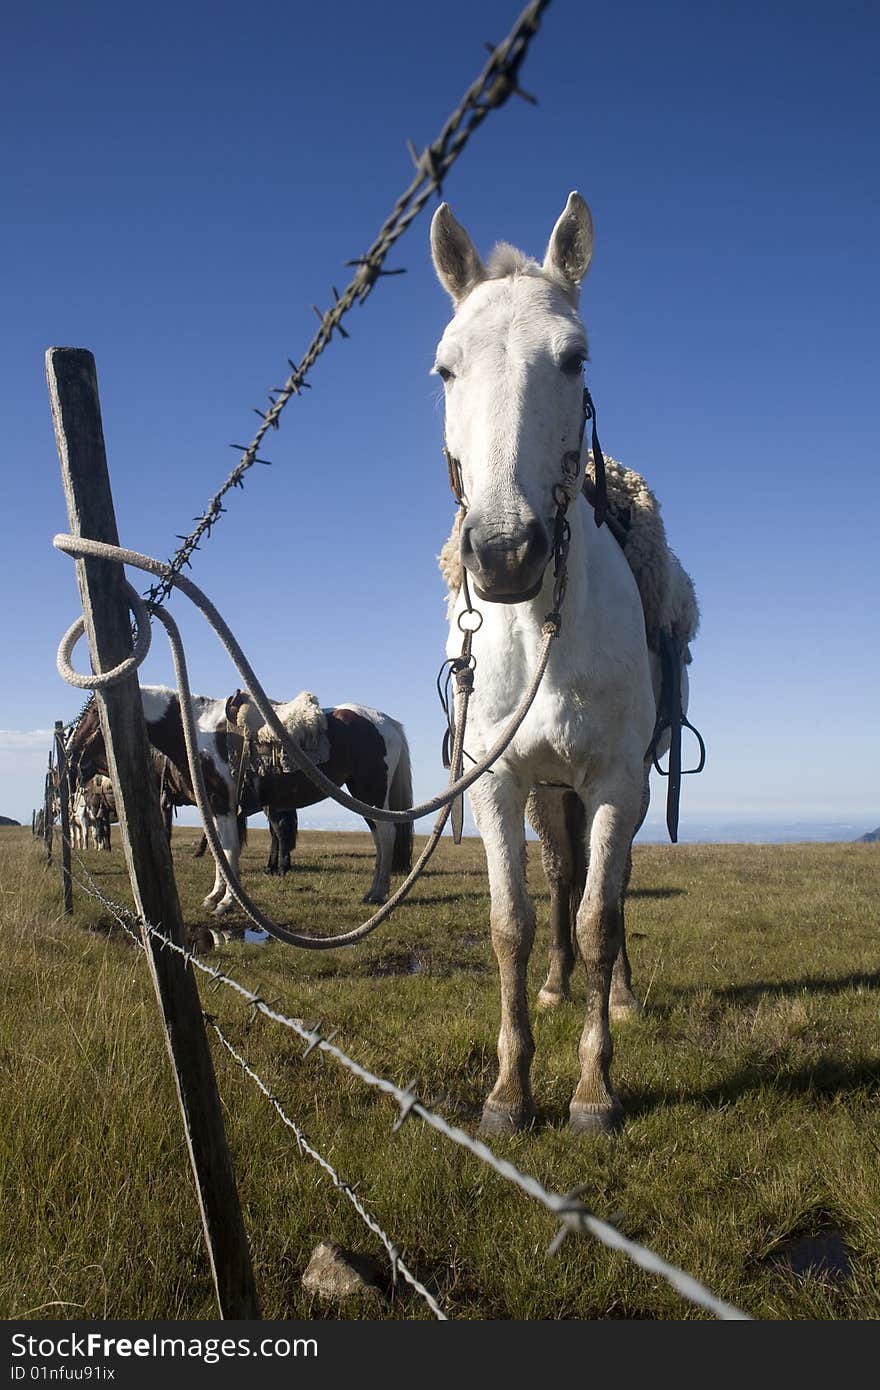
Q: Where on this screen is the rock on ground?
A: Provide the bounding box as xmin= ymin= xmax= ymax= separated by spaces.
xmin=302 ymin=1241 xmax=385 ymax=1306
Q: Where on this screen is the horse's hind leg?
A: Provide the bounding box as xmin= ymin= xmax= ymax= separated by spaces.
xmin=610 ymin=769 xmax=650 ymax=1019
xmin=610 ymin=837 xmax=640 ymax=1018
xmin=264 ymin=819 xmax=279 ymax=875
xmin=569 ymin=775 xmax=643 ymax=1135
xmin=362 ymin=817 xmax=395 ymax=904
xmin=527 ymin=788 xmax=584 ymax=1008
xmin=472 ymin=773 xmax=536 ymax=1135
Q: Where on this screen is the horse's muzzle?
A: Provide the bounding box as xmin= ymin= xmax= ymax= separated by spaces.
xmin=460 ymin=517 xmax=550 ymax=604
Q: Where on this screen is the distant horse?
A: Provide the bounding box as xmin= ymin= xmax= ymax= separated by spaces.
xmin=80 ymin=774 xmax=116 ymax=850
xmin=430 ymin=192 xmax=699 ymax=1135
xmin=65 ymin=725 xmax=190 ymax=852
xmin=68 ymin=688 xmax=413 ymax=915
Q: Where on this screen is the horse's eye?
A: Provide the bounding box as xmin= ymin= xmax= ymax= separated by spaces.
xmin=560 ymin=354 xmax=585 ymax=377
xmin=435 ymin=365 xmax=455 ymax=384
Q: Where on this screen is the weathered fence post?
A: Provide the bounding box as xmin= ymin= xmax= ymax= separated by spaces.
xmin=47 ymin=347 xmax=260 ymax=1320
xmin=54 ymin=720 xmax=73 ymax=914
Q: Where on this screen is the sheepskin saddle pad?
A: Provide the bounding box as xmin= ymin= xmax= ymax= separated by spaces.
xmin=438 ymin=453 xmax=699 ymax=659
xmin=233 ymin=691 xmax=330 ymax=774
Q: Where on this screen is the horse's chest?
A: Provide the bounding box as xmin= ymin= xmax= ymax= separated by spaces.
xmin=471 ymin=667 xmax=594 ymax=780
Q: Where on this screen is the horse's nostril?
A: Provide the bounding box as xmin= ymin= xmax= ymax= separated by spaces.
xmin=460 ymin=516 xmax=549 ymax=597
xmin=523 ymin=519 xmax=545 ymax=559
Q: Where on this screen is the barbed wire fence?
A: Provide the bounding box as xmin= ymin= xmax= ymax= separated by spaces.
xmin=50 ymin=833 xmax=750 ymax=1321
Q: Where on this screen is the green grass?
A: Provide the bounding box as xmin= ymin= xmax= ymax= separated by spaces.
xmin=1 ymin=825 xmax=879 ymax=1320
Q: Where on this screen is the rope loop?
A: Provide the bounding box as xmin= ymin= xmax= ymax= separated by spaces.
xmin=56 ymin=583 xmax=152 ymax=689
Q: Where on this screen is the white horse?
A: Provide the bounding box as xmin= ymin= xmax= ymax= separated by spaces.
xmin=71 ymin=784 xmax=90 ymax=850
xmin=432 ymin=192 xmax=659 ymax=1137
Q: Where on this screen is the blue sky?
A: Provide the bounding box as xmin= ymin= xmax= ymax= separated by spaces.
xmin=2 ymin=0 xmax=878 ymax=837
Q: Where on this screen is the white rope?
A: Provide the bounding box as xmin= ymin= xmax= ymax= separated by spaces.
xmin=54 ymin=532 xmax=557 ymax=947
xmin=54 ymin=533 xmax=558 ymax=824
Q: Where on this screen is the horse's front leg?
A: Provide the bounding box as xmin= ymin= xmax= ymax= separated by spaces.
xmin=570 ymin=776 xmax=643 ymax=1135
xmin=472 ymin=772 xmax=536 ymax=1135
xmin=202 ymin=811 xmax=240 ymax=915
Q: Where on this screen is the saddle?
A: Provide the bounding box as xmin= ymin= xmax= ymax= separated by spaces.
xmin=224 ymin=690 xmax=331 ymax=810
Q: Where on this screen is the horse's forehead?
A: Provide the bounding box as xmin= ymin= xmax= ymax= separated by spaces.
xmin=440 ymin=276 xmax=580 ymax=356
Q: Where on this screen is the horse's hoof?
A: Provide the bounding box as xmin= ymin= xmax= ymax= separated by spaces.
xmin=201 ymin=895 xmax=219 ymax=910
xmin=212 ymin=901 xmax=234 ymax=918
xmin=263 ymin=867 xmax=277 ymax=877
xmin=568 ymin=1102 xmax=624 ymax=1137
xmin=610 ymin=998 xmax=642 ymax=1022
xmin=478 ymin=1102 xmax=535 ymax=1136
xmin=362 ymin=891 xmax=387 ymax=905
xmin=537 ymin=986 xmax=570 ymax=1010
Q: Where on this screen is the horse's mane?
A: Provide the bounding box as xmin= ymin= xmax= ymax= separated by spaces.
xmin=484 ymin=242 xmax=543 ymax=280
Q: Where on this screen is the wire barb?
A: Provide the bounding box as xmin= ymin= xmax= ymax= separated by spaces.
xmin=391 ymin=1080 xmax=421 ymax=1133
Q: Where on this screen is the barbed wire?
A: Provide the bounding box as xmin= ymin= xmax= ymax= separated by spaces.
xmin=60 ymin=856 xmax=445 ymax=1317
xmin=54 ymin=836 xmax=751 ymax=1321
xmin=206 ymin=1018 xmax=447 ymax=1319
xmin=146 ymin=0 xmax=551 ymax=605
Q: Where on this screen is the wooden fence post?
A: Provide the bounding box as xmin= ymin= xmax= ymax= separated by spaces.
xmin=47 ymin=347 xmax=260 ymax=1320
xmin=44 ymin=754 xmax=54 ymax=864
xmin=54 ymin=720 xmax=74 ymax=915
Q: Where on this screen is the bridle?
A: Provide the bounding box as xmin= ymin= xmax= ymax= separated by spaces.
xmin=442 ymin=382 xmax=609 ymax=616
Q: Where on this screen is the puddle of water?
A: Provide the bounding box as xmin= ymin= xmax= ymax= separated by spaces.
xmin=369 ymin=952 xmax=423 ymax=977
xmin=768 ymin=1231 xmax=852 ymax=1283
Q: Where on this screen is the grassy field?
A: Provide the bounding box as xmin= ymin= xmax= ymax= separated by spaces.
xmin=1 ymin=823 xmax=879 ymax=1321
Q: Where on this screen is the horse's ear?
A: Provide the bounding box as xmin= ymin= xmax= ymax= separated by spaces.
xmin=225 ymin=690 xmax=244 ymax=725
xmin=431 ymin=203 xmax=485 ymax=306
xmin=543 ymin=192 xmax=593 ymax=302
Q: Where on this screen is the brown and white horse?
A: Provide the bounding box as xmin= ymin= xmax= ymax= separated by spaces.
xmin=67 ymin=687 xmax=414 ymax=914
